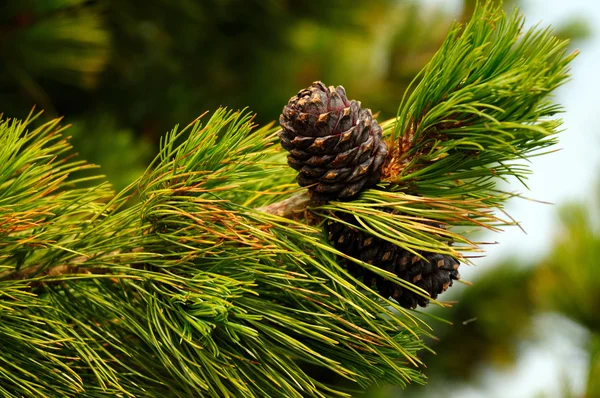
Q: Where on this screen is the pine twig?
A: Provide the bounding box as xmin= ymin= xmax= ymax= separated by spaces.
xmin=256 ymin=191 xmax=311 ymax=217
xmin=0 ymin=195 xmax=313 ymax=282
xmin=0 ymin=3 xmax=579 ymax=395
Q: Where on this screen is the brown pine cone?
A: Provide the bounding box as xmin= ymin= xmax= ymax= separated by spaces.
xmin=279 ymin=81 xmax=388 ymax=202
xmin=326 ymin=210 xmax=460 ymax=309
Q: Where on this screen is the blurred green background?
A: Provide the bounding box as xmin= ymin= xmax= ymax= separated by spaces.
xmin=1 ymin=0 xmax=598 ymax=396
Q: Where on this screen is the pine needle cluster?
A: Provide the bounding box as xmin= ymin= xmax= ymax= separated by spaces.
xmin=0 ymin=3 xmax=576 ymax=397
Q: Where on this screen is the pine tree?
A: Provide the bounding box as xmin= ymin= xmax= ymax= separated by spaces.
xmin=0 ymin=3 xmax=577 ymax=397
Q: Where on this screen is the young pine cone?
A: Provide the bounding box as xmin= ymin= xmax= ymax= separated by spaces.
xmin=279 ymin=81 xmax=388 ymax=202
xmin=326 ymin=211 xmax=461 ymax=309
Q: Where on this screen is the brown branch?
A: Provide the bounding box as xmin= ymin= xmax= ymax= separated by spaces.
xmin=0 ymin=250 xmax=122 ymax=282
xmin=256 ymin=191 xmax=311 ymax=218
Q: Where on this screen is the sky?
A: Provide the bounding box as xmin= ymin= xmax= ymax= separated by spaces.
xmin=422 ymin=0 xmax=600 ymax=397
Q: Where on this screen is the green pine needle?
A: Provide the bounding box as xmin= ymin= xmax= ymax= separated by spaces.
xmin=0 ymin=2 xmax=577 ymax=397
xmin=387 ymin=2 xmax=576 ymax=199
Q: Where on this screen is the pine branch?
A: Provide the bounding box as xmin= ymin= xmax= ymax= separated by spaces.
xmin=384 ymin=2 xmax=576 ymax=200
xmin=310 ymin=2 xmax=577 ymax=275
xmin=0 ymin=3 xmax=578 ymax=397
xmin=1 ymin=109 xmax=427 ymax=397
xmin=0 ymin=192 xmax=310 ymax=282
xmin=256 ymin=191 xmax=311 ymax=218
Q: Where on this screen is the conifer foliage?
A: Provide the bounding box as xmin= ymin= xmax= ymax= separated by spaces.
xmin=0 ymin=3 xmax=576 ymax=397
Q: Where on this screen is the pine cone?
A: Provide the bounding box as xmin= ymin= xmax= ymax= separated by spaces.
xmin=327 ymin=211 xmax=460 ymax=309
xmin=279 ymin=81 xmax=388 ymax=201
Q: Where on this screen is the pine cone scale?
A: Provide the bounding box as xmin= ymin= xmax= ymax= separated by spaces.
xmin=329 ymin=147 xmax=358 ymax=167
xmin=305 ymin=154 xmax=334 ymax=167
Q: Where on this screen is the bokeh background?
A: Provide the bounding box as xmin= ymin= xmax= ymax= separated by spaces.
xmin=1 ymin=0 xmax=598 ymax=397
